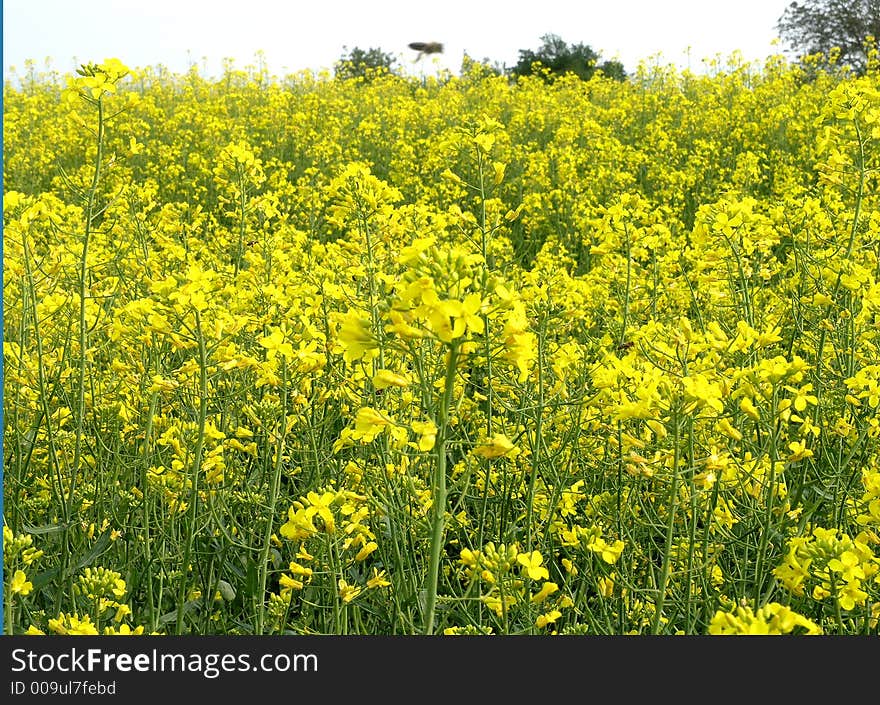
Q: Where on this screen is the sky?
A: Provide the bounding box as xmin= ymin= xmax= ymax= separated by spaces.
xmin=3 ymin=0 xmax=795 ymax=80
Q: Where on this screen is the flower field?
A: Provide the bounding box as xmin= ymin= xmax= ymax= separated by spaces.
xmin=3 ymin=54 xmax=880 ymax=636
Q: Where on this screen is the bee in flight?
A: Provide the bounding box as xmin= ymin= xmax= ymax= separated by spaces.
xmin=408 ymin=42 xmax=444 ymax=61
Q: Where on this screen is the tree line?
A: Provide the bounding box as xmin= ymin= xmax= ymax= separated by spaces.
xmin=334 ymin=34 xmax=626 ymax=82
xmin=335 ymin=2 xmax=879 ymax=82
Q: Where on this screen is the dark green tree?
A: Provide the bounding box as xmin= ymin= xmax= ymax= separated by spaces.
xmin=777 ymin=1 xmax=880 ymax=73
xmin=509 ymin=34 xmax=626 ymax=82
xmin=334 ymin=46 xmax=398 ymax=80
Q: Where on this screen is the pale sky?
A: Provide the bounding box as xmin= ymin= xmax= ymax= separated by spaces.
xmin=3 ymin=0 xmax=794 ymax=80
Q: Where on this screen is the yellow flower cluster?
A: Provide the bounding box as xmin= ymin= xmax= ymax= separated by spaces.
xmin=709 ymin=602 xmax=822 ymax=635
xmin=4 ymin=51 xmax=880 ymax=634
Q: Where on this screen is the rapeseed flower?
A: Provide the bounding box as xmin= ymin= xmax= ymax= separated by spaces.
xmin=8 ymin=52 xmax=880 ymax=637
xmin=473 ymin=433 xmax=516 ymax=459
xmin=10 ymin=570 xmax=33 ymax=596
xmin=337 ymin=311 xmax=378 ymax=363
xmin=517 ymin=551 xmax=550 ymax=581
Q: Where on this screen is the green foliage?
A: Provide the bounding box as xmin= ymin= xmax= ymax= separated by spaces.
xmin=777 ymin=0 xmax=880 ymax=74
xmin=509 ymin=34 xmax=626 ymax=82
xmin=334 ymin=45 xmax=398 ymax=80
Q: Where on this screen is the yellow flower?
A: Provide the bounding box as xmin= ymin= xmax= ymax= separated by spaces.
xmin=279 ymin=574 xmax=304 ymax=595
xmin=385 ymin=310 xmax=424 ymax=338
xmin=828 ymin=551 xmax=865 ymax=583
xmin=103 ymin=624 xmax=145 ymax=635
xmin=473 ymin=433 xmax=516 ymax=459
xmin=531 ymin=581 xmax=559 ymax=604
xmin=337 ymin=310 xmax=378 ymax=363
xmin=740 ymin=397 xmax=760 ymax=420
xmin=493 ymin=161 xmax=506 ymax=186
xmin=305 ymin=490 xmax=338 ymax=533
xmin=10 ymin=570 xmax=33 ymax=596
xmin=48 ymin=613 xmax=99 ymax=635
xmin=598 ymin=539 xmax=625 ymax=564
xmin=597 ymin=576 xmax=615 ymax=598
xmin=353 ymin=407 xmax=397 ymax=443
xmin=785 ymin=440 xmax=811 ymax=462
xmin=716 ymin=417 xmax=743 ymax=440
xmin=355 ymin=541 xmax=379 ymax=561
xmin=460 ymin=548 xmax=480 ymax=567
xmin=536 ymin=610 xmax=562 ymax=628
xmin=709 ymin=603 xmax=821 ymax=635
xmin=399 ymin=235 xmax=437 ymax=264
xmin=99 ymin=58 xmax=130 ymax=80
xmin=112 ymin=603 xmax=132 ymax=623
xmin=279 ymin=506 xmax=318 ymax=541
xmin=837 ymin=579 xmax=868 ymax=611
xmin=259 ymin=326 xmax=294 ymax=361
xmin=502 ymin=301 xmax=536 ymax=381
xmin=367 ymin=569 xmax=392 ymax=589
xmin=338 ymin=579 xmax=362 ymax=603
xmin=459 ymin=294 xmax=485 ymax=335
xmin=411 ymin=419 xmax=438 ymax=451
xmin=440 ymin=168 xmax=463 ymax=186
xmin=373 ymin=369 xmax=410 ymax=389
xmin=427 ymin=299 xmax=465 ymax=343
xmin=481 ymin=593 xmax=516 ymax=617
xmin=517 ymin=551 xmax=550 ymax=581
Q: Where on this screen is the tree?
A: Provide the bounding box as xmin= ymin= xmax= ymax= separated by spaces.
xmin=334 ymin=46 xmax=398 ymax=80
xmin=777 ymin=1 xmax=880 ymax=74
xmin=509 ymin=34 xmax=626 ymax=82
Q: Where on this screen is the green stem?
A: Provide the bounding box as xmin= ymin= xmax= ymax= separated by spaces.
xmin=525 ymin=322 xmax=545 ymax=550
xmin=60 ymin=92 xmax=105 ymax=609
xmin=176 ymin=311 xmax=209 ymax=635
xmin=810 ymin=120 xmax=866 ymax=426
xmin=5 ymin=596 xmax=14 ymax=635
xmin=423 ymin=345 xmax=459 ymax=634
xmin=140 ymin=382 xmax=160 ymax=632
xmin=256 ymin=361 xmax=288 ymax=635
xmin=69 ymin=95 xmax=104 ymax=503
xmin=652 ymin=411 xmax=680 ymax=634
xmin=234 ymin=168 xmax=247 ymax=278
xmin=621 ymin=222 xmax=632 ymax=345
xmin=753 ymin=389 xmax=779 ymax=604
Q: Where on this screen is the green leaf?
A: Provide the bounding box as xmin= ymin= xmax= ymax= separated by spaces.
xmin=30 ymin=567 xmax=60 ymax=591
xmin=28 ymin=532 xmax=114 ymax=591
xmin=21 ymin=522 xmax=73 ymax=535
xmin=72 ymin=531 xmax=113 ymax=572
xmin=159 ymin=600 xmax=202 ymax=624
